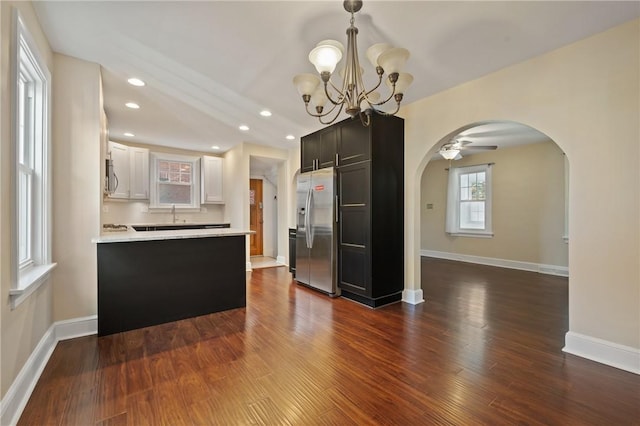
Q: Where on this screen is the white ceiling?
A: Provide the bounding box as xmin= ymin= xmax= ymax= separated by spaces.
xmin=33 ymin=1 xmax=640 ymax=155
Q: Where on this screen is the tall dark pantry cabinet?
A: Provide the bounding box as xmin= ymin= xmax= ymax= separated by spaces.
xmin=300 ymin=115 xmax=404 ymax=307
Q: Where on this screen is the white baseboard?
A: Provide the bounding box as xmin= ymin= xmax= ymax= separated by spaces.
xmin=563 ymin=331 xmax=640 ymax=375
xmin=0 ymin=315 xmax=97 ymax=426
xmin=276 ymin=255 xmax=286 ymax=265
xmin=246 ymin=261 xmax=252 ymax=271
xmin=402 ymin=288 xmax=425 ymax=305
xmin=421 ymin=249 xmax=569 ymax=277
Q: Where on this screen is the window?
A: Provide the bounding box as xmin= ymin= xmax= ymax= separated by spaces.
xmin=150 ymin=152 xmax=200 ymax=209
xmin=445 ymin=164 xmax=493 ymax=237
xmin=11 ymin=11 xmax=55 ymax=307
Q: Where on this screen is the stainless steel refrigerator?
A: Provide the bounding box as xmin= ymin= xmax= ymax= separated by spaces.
xmin=295 ymin=167 xmax=338 ymax=296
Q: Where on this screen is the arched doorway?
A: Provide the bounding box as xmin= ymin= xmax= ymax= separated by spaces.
xmin=419 ymin=121 xmax=568 ymax=280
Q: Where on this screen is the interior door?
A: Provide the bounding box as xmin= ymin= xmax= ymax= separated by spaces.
xmin=249 ymin=179 xmax=263 ymax=256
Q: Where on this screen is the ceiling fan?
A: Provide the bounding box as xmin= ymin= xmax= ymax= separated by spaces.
xmin=438 ymin=138 xmax=497 ymax=160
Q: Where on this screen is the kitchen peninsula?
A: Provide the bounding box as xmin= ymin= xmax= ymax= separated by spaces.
xmin=93 ymin=226 xmax=252 ymax=336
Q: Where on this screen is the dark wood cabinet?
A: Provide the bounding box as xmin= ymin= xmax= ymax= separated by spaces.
xmin=300 ymin=115 xmax=404 ymax=308
xmin=301 ymin=126 xmax=337 ymax=171
xmin=338 ymin=117 xmax=370 ymax=166
xmin=288 ymin=228 xmax=296 ymax=276
xmin=301 ymin=132 xmax=319 ymax=172
xmin=337 ymin=161 xmax=371 ymax=296
xmin=319 ymin=127 xmax=337 ymax=168
xmin=337 ymin=115 xmax=404 ymax=307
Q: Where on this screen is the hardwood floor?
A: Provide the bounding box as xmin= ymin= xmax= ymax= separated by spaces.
xmin=18 ymin=258 xmax=640 ymax=425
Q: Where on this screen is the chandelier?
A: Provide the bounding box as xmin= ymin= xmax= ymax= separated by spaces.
xmin=293 ymin=0 xmax=413 ymax=126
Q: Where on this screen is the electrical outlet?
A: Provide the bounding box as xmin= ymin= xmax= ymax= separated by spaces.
xmin=141 ymin=205 xmax=149 ymax=213
xmin=102 ymin=205 xmax=109 ymax=213
xmin=426 ymin=203 xmax=434 ymax=210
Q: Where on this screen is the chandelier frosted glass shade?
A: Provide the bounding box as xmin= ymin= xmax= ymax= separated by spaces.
xmin=385 ymin=73 xmax=413 ymax=95
xmin=293 ymin=0 xmax=413 ymax=126
xmin=377 ymin=48 xmax=410 ymax=75
xmin=365 ymin=43 xmax=392 ymax=68
xmin=309 ymin=42 xmax=343 ymax=74
xmin=293 ymin=74 xmax=320 ymax=97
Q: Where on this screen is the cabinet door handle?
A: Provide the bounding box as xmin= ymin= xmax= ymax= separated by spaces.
xmin=335 ymin=153 xmax=339 ymax=166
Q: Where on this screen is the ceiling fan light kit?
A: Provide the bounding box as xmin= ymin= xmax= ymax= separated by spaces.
xmin=439 ymin=148 xmax=460 ymax=160
xmin=293 ymin=0 xmax=413 ymax=126
xmin=438 ymin=138 xmax=497 ymax=160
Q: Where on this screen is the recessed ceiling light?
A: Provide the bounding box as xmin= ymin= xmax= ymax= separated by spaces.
xmin=124 ymin=132 xmax=135 ymax=137
xmin=125 ymin=102 xmax=140 ymax=109
xmin=286 ymin=135 xmax=295 ymax=140
xmin=211 ymin=145 xmax=220 ymax=150
xmin=239 ymin=125 xmax=249 ymax=131
xmin=127 ymin=78 xmax=145 ymax=87
xmin=260 ymin=110 xmax=272 ymax=117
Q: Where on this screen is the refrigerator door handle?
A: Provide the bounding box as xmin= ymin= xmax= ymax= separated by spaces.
xmin=335 ymin=195 xmax=339 ymax=223
xmin=305 ymin=188 xmax=312 ymax=248
xmin=308 ymin=189 xmax=315 ymax=248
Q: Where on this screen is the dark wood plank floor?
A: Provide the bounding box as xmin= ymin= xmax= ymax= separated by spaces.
xmin=18 ymin=258 xmax=640 ymax=425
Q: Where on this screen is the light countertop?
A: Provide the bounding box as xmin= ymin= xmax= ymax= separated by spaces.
xmin=93 ymin=227 xmax=253 ymax=244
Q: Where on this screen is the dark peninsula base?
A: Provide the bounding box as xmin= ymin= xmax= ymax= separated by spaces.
xmin=97 ymin=235 xmax=246 ymax=336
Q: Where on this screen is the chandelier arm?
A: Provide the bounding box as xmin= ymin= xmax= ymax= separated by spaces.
xmin=319 ymin=103 xmax=345 ymax=125
xmin=371 ymin=81 xmax=398 ymax=106
xmin=325 ymin=80 xmax=346 ymax=106
xmin=358 ymin=110 xmax=372 ymax=127
xmin=304 ymin=100 xmax=340 ymax=118
xmin=369 ymin=99 xmax=401 ymax=116
xmin=358 ymin=73 xmax=384 ymax=106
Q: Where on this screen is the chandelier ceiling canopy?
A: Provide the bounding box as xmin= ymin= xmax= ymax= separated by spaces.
xmin=293 ymin=0 xmax=413 ymax=126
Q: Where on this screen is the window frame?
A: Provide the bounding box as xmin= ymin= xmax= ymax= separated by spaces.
xmin=149 ymin=152 xmax=201 ymax=210
xmin=445 ymin=164 xmax=493 ymax=238
xmin=10 ymin=10 xmax=56 ymax=308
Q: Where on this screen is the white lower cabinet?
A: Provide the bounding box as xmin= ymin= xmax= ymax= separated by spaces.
xmin=201 ymin=155 xmax=224 ymax=203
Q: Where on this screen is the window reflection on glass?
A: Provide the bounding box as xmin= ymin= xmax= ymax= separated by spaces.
xmin=460 ymin=171 xmax=486 ymax=229
xmin=155 ymin=159 xmax=195 ymax=205
xmin=159 ymin=183 xmax=191 ymax=204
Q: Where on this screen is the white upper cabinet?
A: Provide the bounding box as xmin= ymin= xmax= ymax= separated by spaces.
xmin=106 ymin=141 xmax=149 ymax=200
xmin=129 ymin=146 xmax=150 ymax=199
xmin=201 ymin=155 xmax=224 ymax=204
xmin=107 ymin=141 xmax=130 ymax=199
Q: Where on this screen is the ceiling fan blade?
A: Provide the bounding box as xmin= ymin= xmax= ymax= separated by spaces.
xmin=459 ymin=145 xmax=497 ymax=150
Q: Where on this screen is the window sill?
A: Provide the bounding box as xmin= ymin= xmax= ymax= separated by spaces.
xmin=447 ymin=232 xmax=494 ymax=239
xmin=10 ymin=263 xmax=57 ymax=309
xmin=148 ymin=206 xmax=203 ymax=213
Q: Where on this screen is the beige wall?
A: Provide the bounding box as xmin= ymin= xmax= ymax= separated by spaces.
xmin=51 ymin=53 xmax=102 ymax=322
xmin=403 ymin=19 xmax=639 ymax=349
xmin=102 ymin=141 xmax=225 ymax=225
xmin=421 ymin=141 xmax=567 ymax=267
xmin=0 ymin=1 xmax=56 ymax=399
